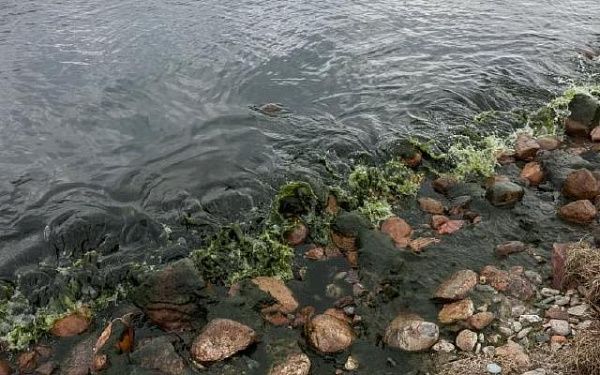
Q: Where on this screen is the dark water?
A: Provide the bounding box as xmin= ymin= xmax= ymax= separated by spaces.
xmin=1 ymin=0 xmax=600 ymax=275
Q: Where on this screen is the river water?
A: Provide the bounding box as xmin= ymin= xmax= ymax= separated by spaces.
xmin=0 ymin=0 xmax=599 ymax=280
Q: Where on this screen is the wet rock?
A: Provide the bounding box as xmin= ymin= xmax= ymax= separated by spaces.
xmin=434 ymin=269 xmax=478 ymax=301
xmin=191 ymin=319 xmax=256 ymax=363
xmin=548 ymin=319 xmax=570 ymax=336
xmin=384 ymin=313 xmax=439 ymax=352
xmin=558 ymin=199 xmax=598 ymax=224
xmin=418 ymin=197 xmax=445 ymax=215
xmin=251 ymin=276 xmax=299 ymax=314
xmin=408 ymin=237 xmax=440 ymax=253
xmin=304 ymin=247 xmax=325 ymax=260
xmin=131 ymin=336 xmax=188 ymax=375
xmin=0 ymin=360 xmax=13 ymax=375
xmin=438 ymin=299 xmax=475 ymax=324
xmin=514 ymin=133 xmax=541 ymax=161
xmin=520 ymin=162 xmax=544 ymax=186
xmin=132 ymin=258 xmax=207 ymax=332
xmin=258 ymin=103 xmax=284 ymax=115
xmin=432 ymin=176 xmax=457 ymax=195
xmin=18 ymin=347 xmax=52 ymax=374
xmin=305 ymin=314 xmax=355 ymax=354
xmin=495 ymin=341 xmax=530 ymax=371
xmin=455 ymin=329 xmax=478 ymax=352
xmin=380 ymin=216 xmax=413 ymax=247
xmin=486 ymin=180 xmax=524 ymax=207
xmin=33 ymin=362 xmax=56 ymax=375
xmin=562 ymin=169 xmax=599 ymax=200
xmin=284 ymin=223 xmax=308 ymax=246
xmin=467 ymin=312 xmax=495 ymax=330
xmin=430 ymin=215 xmax=449 ymax=230
xmin=93 ymin=317 xmax=135 ymax=372
xmin=62 ymin=336 xmax=94 ymax=375
xmin=437 ymin=220 xmax=465 ymax=235
xmin=268 ymin=353 xmax=311 ymax=375
xmin=568 ymin=93 xmax=599 ymax=129
xmin=495 ymin=241 xmax=526 ymax=257
xmin=50 ymin=311 xmax=90 ymax=337
xmin=536 ymin=136 xmax=560 ymax=151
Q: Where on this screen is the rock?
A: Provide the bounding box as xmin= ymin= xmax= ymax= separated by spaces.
xmin=131 ymin=336 xmax=187 ymax=375
xmin=555 ymin=296 xmax=570 ymax=306
xmin=438 ymin=299 xmax=475 ymax=324
xmin=305 ymin=314 xmax=355 ymax=353
xmin=418 ymin=197 xmax=445 ymax=215
xmin=268 ymin=353 xmax=311 ymax=375
xmin=434 ymin=269 xmax=478 ymax=301
xmin=565 ymin=118 xmax=590 ymax=137
xmin=495 ymin=341 xmax=530 ymax=371
xmin=467 ymin=312 xmax=495 ymax=330
xmin=132 ymin=258 xmax=207 ymax=332
xmin=50 ymin=312 xmax=90 ymax=337
xmin=408 ymin=237 xmax=440 ymax=253
xmin=551 ymin=243 xmax=569 ymax=289
xmin=251 ymin=276 xmax=299 ymax=314
xmin=437 ymin=220 xmax=465 ymax=235
xmin=558 ymin=200 xmax=598 ymax=224
xmin=0 ymin=360 xmax=12 ymax=375
xmin=432 ymin=340 xmax=455 ymax=353
xmin=304 ymin=247 xmax=325 ymax=260
xmin=258 ymin=103 xmax=284 ymax=115
xmin=487 ymin=363 xmax=502 ymax=374
xmin=520 ymin=162 xmax=544 ymax=186
xmin=284 ymin=223 xmax=309 ymax=246
xmin=380 ymin=216 xmax=413 ymax=247
xmin=480 ymin=266 xmax=534 ymax=300
xmin=432 ymin=176 xmax=457 ymax=195
xmin=62 ymin=336 xmax=94 ymax=375
xmin=540 ymin=287 xmax=560 ymax=296
xmin=92 ymin=317 xmax=134 ymax=372
xmin=591 ymin=126 xmax=600 ymax=142
xmin=517 ymin=327 xmax=533 ymax=339
xmin=524 ymin=270 xmax=542 ymax=285
xmin=562 ymin=169 xmax=599 ymax=200
xmin=536 ymin=136 xmax=560 ymax=151
xmin=480 ymin=266 xmax=509 ymax=291
xmin=486 ymin=180 xmax=524 ymax=207
xmin=190 ymin=319 xmax=257 ymax=363
xmin=431 ymin=215 xmax=449 ymax=229
xmin=548 ymin=319 xmax=570 ymax=336
xmin=482 ymin=346 xmax=496 ymax=358
xmin=514 ymin=133 xmax=541 ymax=161
xmin=567 ymin=304 xmax=588 ymax=316
xmin=383 ymin=313 xmax=439 ymax=352
xmin=495 ymin=241 xmax=526 ymax=257
xmin=519 ymin=314 xmax=543 ymax=325
xmin=545 ymin=308 xmax=569 ymax=321
xmin=455 ymin=329 xmax=478 ymax=352
xmin=34 ymin=362 xmax=56 ymax=375
xmin=18 ymin=347 xmax=52 ymax=374
xmin=344 ymin=356 xmax=359 ymax=371
xmin=568 ymin=93 xmax=599 ymax=129
xmin=522 ymin=369 xmax=546 ymax=375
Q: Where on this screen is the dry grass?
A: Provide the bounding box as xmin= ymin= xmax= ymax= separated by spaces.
xmin=564 ymin=242 xmax=600 ymax=306
xmin=561 ymin=327 xmax=600 ymax=375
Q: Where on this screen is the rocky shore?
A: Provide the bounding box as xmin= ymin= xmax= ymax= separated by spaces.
xmin=1 ymin=87 xmax=600 ymax=374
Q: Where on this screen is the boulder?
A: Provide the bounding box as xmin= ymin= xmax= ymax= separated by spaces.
xmin=514 ymin=134 xmax=541 ymax=161
xmin=190 ymin=319 xmax=257 ymax=363
xmin=455 ymin=329 xmax=478 ymax=352
xmin=558 ymin=200 xmax=598 ymax=224
xmin=50 ymin=312 xmax=90 ymax=337
xmin=268 ymin=353 xmax=311 ymax=375
xmin=305 ymin=314 xmax=355 ymax=353
xmin=467 ymin=312 xmax=495 ymax=330
xmin=562 ymin=169 xmax=599 ymax=200
xmin=495 ymin=241 xmax=526 ymax=257
xmin=438 ymin=299 xmax=474 ymax=324
xmin=383 ymin=313 xmax=439 ymax=352
xmin=418 ymin=197 xmax=445 ymax=215
xmin=568 ymin=93 xmax=599 ymax=129
xmin=486 ymin=180 xmax=524 ymax=207
xmin=520 ymin=162 xmax=544 ymax=186
xmin=251 ymin=277 xmax=299 ymax=314
xmin=380 ymin=216 xmax=413 ymax=247
xmin=434 ymin=270 xmax=478 ymax=301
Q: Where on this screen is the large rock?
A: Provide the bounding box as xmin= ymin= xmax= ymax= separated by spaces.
xmin=486 ymin=180 xmax=524 ymax=207
xmin=562 ymin=169 xmax=599 ymax=200
xmin=190 ymin=319 xmax=257 ymax=363
xmin=380 ymin=216 xmax=413 ymax=247
xmin=480 ymin=266 xmax=535 ymax=300
xmin=132 ymin=258 xmax=206 ymax=332
xmin=438 ymin=299 xmax=475 ymax=324
xmin=568 ymin=93 xmax=599 ymax=129
xmin=251 ymin=277 xmax=299 ymax=314
xmin=383 ymin=313 xmax=439 ymax=352
xmin=131 ymin=336 xmax=189 ymax=375
xmin=305 ymin=314 xmax=355 ymax=353
xmin=50 ymin=312 xmax=90 ymax=337
xmin=558 ymin=200 xmax=598 ymax=224
xmin=434 ymin=270 xmax=478 ymax=301
xmin=268 ymin=353 xmax=311 ymax=375
xmin=514 ymin=134 xmax=540 ymax=161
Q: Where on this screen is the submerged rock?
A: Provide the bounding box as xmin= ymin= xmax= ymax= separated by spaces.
xmin=434 ymin=269 xmax=478 ymax=301
xmin=305 ymin=314 xmax=355 ymax=354
xmin=558 ymin=200 xmax=598 ymax=224
xmin=520 ymin=162 xmax=544 ymax=186
xmin=514 ymin=134 xmax=541 ymax=161
xmin=131 ymin=336 xmax=189 ymax=375
xmin=486 ymin=179 xmax=524 ymax=207
xmin=383 ymin=313 xmax=439 ymax=352
xmin=380 ymin=216 xmax=413 ymax=247
xmin=438 ymin=299 xmax=475 ymax=324
xmin=190 ymin=319 xmax=256 ymax=363
xmin=50 ymin=311 xmax=90 ymax=337
xmin=268 ymin=353 xmax=311 ymax=375
xmin=495 ymin=241 xmax=526 ymax=257
xmin=562 ymin=169 xmax=599 ymax=200
xmin=251 ymin=276 xmax=299 ymax=314
xmin=418 ymin=197 xmax=445 ymax=215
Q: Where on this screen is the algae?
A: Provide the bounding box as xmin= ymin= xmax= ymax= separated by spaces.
xmin=446 ymin=135 xmax=507 ymax=180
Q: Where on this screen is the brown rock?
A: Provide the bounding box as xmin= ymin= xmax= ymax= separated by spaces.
xmin=409 ymin=237 xmax=440 ymax=253
xmin=591 ymin=127 xmax=600 ymax=142
xmin=480 ymin=266 xmax=510 ymax=291
xmin=62 ymin=336 xmax=94 ymax=375
xmin=292 ymin=306 xmax=315 ymax=328
xmin=550 ymin=335 xmax=568 ymax=344
xmin=403 ymin=151 xmax=423 ymax=168
xmin=432 ymin=176 xmax=457 ymax=195
xmin=33 ymin=362 xmax=56 ymax=375
xmin=520 ymin=162 xmax=544 ymax=186
xmin=383 ymin=313 xmax=439 ymax=352
xmin=380 ymin=216 xmax=413 ymax=247
xmin=304 ymin=247 xmax=325 ymax=260
xmin=0 ymin=360 xmax=13 ymax=375
xmin=418 ymin=197 xmax=445 ymax=215
xmin=285 ymin=223 xmax=309 ymax=246
xmin=552 ymin=243 xmax=569 ymax=289
xmin=455 ymin=329 xmax=478 ymax=352
xmin=514 ymin=133 xmax=541 ymax=161
xmin=536 ymin=136 xmax=560 ymax=151
xmin=558 ymin=200 xmax=598 ymax=224
xmin=467 ymin=312 xmax=495 ymax=330
xmin=191 ymin=319 xmax=257 ymax=363
xmin=565 ymin=118 xmax=590 ymax=137
xmin=438 ymin=299 xmax=475 ymax=324
xmin=434 ymin=269 xmax=478 ymax=301
xmin=495 ymin=341 xmax=530 ymax=371
xmin=563 ymin=169 xmax=599 ymax=200
xmin=269 ymin=353 xmax=311 ymax=375
xmin=430 ymin=215 xmax=449 ymax=230
xmin=325 ymin=194 xmax=340 ymax=215
xmin=18 ymin=347 xmax=52 ymax=374
xmin=495 ymin=241 xmax=526 ymax=257
xmin=545 ymin=307 xmax=569 ymax=321
xmin=252 ymin=276 xmax=299 ymax=314
xmin=50 ymin=312 xmax=90 ymax=337
xmin=331 ymin=231 xmax=357 ymax=253
xmin=437 ymin=220 xmax=465 ymax=235
xmin=305 ymin=314 xmax=355 ymax=353
xmin=506 ymin=271 xmax=536 ymax=301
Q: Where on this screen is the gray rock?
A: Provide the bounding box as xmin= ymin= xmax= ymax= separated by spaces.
xmin=567 ymin=304 xmax=588 ymax=317
xmin=548 ymin=319 xmax=571 ymax=336
xmin=486 ymin=181 xmax=524 ymax=207
xmin=568 ymin=93 xmax=599 ymax=127
xmin=519 ymin=314 xmax=542 ymax=325
xmin=486 ymin=362 xmax=502 ymax=374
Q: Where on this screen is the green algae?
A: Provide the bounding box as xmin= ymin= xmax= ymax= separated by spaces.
xmin=348 ymin=160 xmax=424 ymax=201
xmin=358 ymin=197 xmax=394 ymax=225
xmin=447 ymin=135 xmax=508 ymax=180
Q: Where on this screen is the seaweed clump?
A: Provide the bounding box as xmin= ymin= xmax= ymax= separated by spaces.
xmin=446 ymin=135 xmax=508 ymax=180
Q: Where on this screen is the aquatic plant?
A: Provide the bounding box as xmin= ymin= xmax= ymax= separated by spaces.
xmin=447 ymin=135 xmax=508 ymax=180
xmin=358 ymin=197 xmax=394 ymax=225
xmin=348 ymin=160 xmax=424 ymax=201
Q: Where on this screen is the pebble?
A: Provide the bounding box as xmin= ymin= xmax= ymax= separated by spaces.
xmin=522 ymin=369 xmax=546 ymax=375
xmin=517 ymin=327 xmax=533 ymax=339
xmin=432 ymin=340 xmax=456 ymax=353
xmin=548 ymin=319 xmax=571 ymax=336
xmin=555 ymin=296 xmax=570 ymax=306
xmin=524 ymin=270 xmax=543 ymax=285
xmin=540 ymin=297 xmax=556 ymax=305
xmin=567 ymin=304 xmax=588 ymax=316
xmin=512 ymin=321 xmax=523 ymax=332
xmin=482 ymin=346 xmax=495 ymax=358
xmin=344 ymin=356 xmax=359 ymax=371
xmin=540 ymin=288 xmax=560 ymax=297
xmin=499 ymin=326 xmax=513 ymax=337
xmin=487 ymin=363 xmax=502 ymax=374
xmin=519 ymin=314 xmax=542 ymax=325
xmin=456 ymin=329 xmax=478 ymax=352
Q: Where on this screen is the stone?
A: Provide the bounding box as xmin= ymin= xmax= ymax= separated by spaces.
xmin=487 ymin=363 xmax=502 ymax=374
xmin=521 ymin=162 xmax=544 ymax=186
xmin=536 ymin=136 xmax=560 ymax=151
xmin=305 ymin=314 xmax=355 ymax=353
xmin=92 ymin=318 xmax=134 ymax=372
xmin=132 ymin=258 xmax=207 ymax=332
xmin=517 ymin=327 xmax=533 ymax=339
xmin=555 ymin=296 xmax=570 ymax=306
xmin=541 ymin=287 xmax=560 ymax=297
xmin=34 ymin=362 xmax=56 ymax=375
xmin=495 ymin=341 xmax=530 ymax=371
xmin=486 ymin=180 xmax=524 ymax=207
xmin=0 ymin=360 xmax=12 ymax=375
xmin=50 ymin=312 xmax=90 ymax=337
xmin=548 ymin=319 xmax=570 ymax=336
xmin=131 ymin=336 xmax=187 ymax=375
xmin=495 ymin=241 xmax=526 ymax=257
xmin=551 ymin=243 xmax=569 ymax=289
xmin=591 ymin=126 xmax=600 ymax=142
xmin=482 ymin=346 xmax=496 ymax=358
xmin=408 ymin=237 xmax=440 ymax=253
xmin=62 ymin=336 xmax=94 ymax=375
xmin=524 ymin=270 xmax=542 ymax=285
xmin=562 ymin=169 xmax=599 ymax=200
xmin=467 ymin=312 xmax=495 ymax=330
xmin=431 ymin=215 xmax=449 ymax=229
xmin=384 ymin=313 xmax=439 ymax=352
xmin=191 ymin=319 xmax=257 ymax=363
xmin=480 ymin=266 xmax=510 ymax=291
xmin=480 ymin=266 xmax=534 ymax=300
xmin=437 ymin=220 xmax=465 ymax=235
xmin=432 ymin=176 xmax=457 ymax=195
xmin=519 ymin=314 xmax=542 ymax=325
xmin=522 ymin=369 xmax=546 ymax=375
xmin=455 ymin=329 xmax=478 ymax=352
xmin=438 ymin=299 xmax=475 ymax=324
xmin=285 ymin=223 xmax=309 ymax=246
xmin=558 ymin=200 xmax=598 ymax=224
xmin=434 ymin=269 xmax=478 ymax=301
xmin=567 ymin=304 xmax=588 ymax=316
xmin=18 ymin=347 xmax=52 ymax=374
xmin=304 ymin=247 xmax=325 ymax=260
xmin=432 ymin=340 xmax=455 ymax=353
xmin=568 ymin=93 xmax=599 ymax=128
xmin=565 ymin=118 xmax=591 ymax=137
xmin=418 ymin=197 xmax=445 ymax=215
xmin=344 ymin=356 xmax=359 ymax=371
xmin=252 ymin=276 xmax=299 ymax=314
xmin=268 ymin=353 xmax=311 ymax=375
xmin=550 ymin=335 xmax=567 ymax=344
xmin=514 ymin=133 xmax=541 ymax=161
xmin=380 ymin=216 xmax=413 ymax=247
